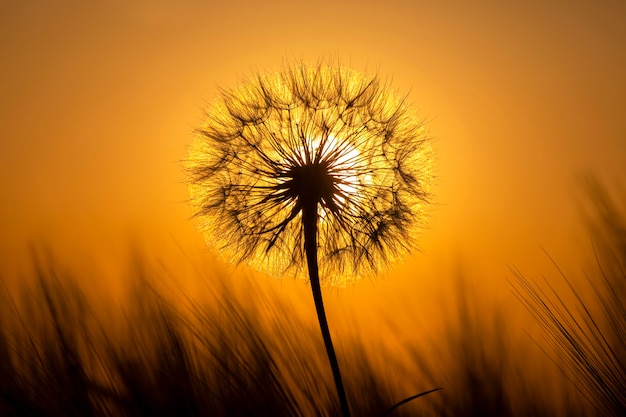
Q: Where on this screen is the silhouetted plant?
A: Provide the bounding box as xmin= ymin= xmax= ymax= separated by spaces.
xmin=513 ymin=176 xmax=626 ymax=416
xmin=1 ymin=247 xmax=602 ymax=416
xmin=186 ymin=60 xmax=435 ymax=416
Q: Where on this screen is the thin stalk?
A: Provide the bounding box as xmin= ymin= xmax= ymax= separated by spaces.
xmin=302 ymin=202 xmax=351 ymax=417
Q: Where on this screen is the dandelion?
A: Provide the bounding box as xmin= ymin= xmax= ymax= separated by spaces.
xmin=186 ymin=60 xmax=434 ymax=416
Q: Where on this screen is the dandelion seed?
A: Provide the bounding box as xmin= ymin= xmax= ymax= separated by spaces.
xmin=187 ymin=62 xmax=434 ymax=286
xmin=186 ymin=60 xmax=435 ymax=417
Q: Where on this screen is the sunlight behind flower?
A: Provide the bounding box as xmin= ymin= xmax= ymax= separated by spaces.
xmin=288 ymin=135 xmax=366 ymax=219
xmin=187 ymin=62 xmax=434 ymax=285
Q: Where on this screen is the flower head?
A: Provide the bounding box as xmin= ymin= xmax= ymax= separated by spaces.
xmin=187 ymin=62 xmax=433 ymax=285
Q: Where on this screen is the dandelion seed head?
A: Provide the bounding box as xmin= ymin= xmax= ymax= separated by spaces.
xmin=187 ymin=62 xmax=434 ymax=285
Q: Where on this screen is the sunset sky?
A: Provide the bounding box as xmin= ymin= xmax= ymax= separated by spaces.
xmin=1 ymin=0 xmax=625 ymax=305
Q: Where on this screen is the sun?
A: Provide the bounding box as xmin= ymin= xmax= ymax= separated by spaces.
xmin=186 ymin=62 xmax=433 ymax=282
xmin=287 ymin=133 xmax=369 ymax=220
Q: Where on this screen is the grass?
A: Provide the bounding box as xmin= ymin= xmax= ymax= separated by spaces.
xmin=1 ymin=255 xmax=424 ymax=416
xmin=512 ymin=175 xmax=626 ymax=417
xmin=0 ymin=254 xmax=589 ymax=417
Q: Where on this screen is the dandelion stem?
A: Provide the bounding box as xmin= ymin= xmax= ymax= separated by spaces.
xmin=303 ymin=202 xmax=351 ymax=417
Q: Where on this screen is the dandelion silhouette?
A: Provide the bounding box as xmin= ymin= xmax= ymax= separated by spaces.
xmin=187 ymin=61 xmax=434 ymax=416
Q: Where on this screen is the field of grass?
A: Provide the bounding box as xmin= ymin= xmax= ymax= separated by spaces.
xmin=0 ymin=177 xmax=623 ymax=416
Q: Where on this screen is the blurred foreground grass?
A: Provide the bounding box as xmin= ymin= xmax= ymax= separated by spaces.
xmin=0 ymin=176 xmax=623 ymax=416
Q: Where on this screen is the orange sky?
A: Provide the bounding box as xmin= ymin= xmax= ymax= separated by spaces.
xmin=1 ymin=0 xmax=625 ymax=302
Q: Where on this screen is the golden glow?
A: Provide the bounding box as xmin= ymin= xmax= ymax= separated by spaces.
xmin=187 ymin=62 xmax=434 ymax=285
xmin=289 ymin=134 xmax=367 ymax=219
xmin=1 ymin=4 xmax=626 ymax=413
